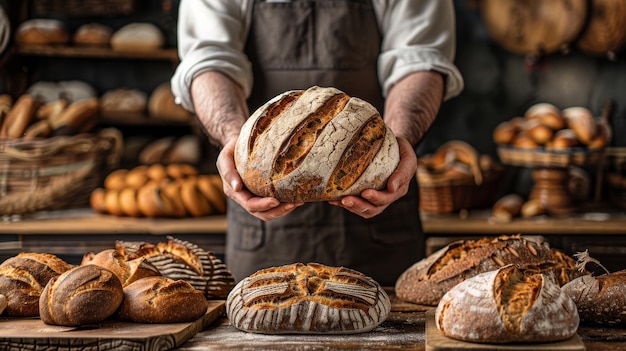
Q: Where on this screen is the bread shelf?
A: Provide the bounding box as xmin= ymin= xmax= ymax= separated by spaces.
xmin=15 ymin=45 xmax=179 ymax=62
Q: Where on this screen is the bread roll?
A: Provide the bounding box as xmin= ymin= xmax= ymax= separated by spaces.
xmin=15 ymin=19 xmax=69 ymax=45
xmin=546 ymin=128 xmax=581 ymax=150
xmin=491 ymin=194 xmax=524 ymax=223
xmin=0 ymin=253 xmax=72 ymax=316
xmin=492 ymin=120 xmax=518 ymax=145
xmin=89 ymin=187 xmax=107 ymax=214
xmin=563 ymin=107 xmax=597 ymax=144
xmin=137 ymin=183 xmax=174 ymax=217
xmin=48 ymin=97 xmax=99 ymax=132
xmin=101 ymin=88 xmax=147 ymax=114
xmin=180 ymin=179 xmax=212 ymax=217
xmin=118 ymin=187 xmax=142 ymax=217
xmin=117 ymin=276 xmax=208 ymax=323
xmin=110 ymin=23 xmax=164 ymax=51
xmin=521 ymin=198 xmax=547 ymax=218
xmin=73 ymin=23 xmax=112 ymax=47
xmin=166 ymin=163 xmax=198 ymax=179
xmin=227 ymin=262 xmax=390 ymax=334
xmin=148 ymin=83 xmax=191 ymax=122
xmin=0 ymin=94 xmax=39 ymax=138
xmin=161 ymin=181 xmax=187 ymax=217
xmin=39 ymin=265 xmax=124 ymax=326
xmin=562 ymin=270 xmax=626 ymax=327
xmin=524 ymin=102 xmax=561 ymax=121
xmin=196 ymin=175 xmax=227 ymax=214
xmin=235 ymin=86 xmax=399 ymax=202
xmin=36 ymin=98 xmax=67 ymax=120
xmin=104 ymin=168 xmax=129 ymax=190
xmin=394 ymin=235 xmax=584 ymax=306
xmin=436 ymin=265 xmax=579 ymax=343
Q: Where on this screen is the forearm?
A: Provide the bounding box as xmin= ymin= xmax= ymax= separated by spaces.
xmin=383 ymin=71 xmax=444 ymax=147
xmin=190 ymin=71 xmax=249 ymax=148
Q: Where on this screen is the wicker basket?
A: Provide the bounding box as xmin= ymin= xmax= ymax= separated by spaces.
xmin=33 ymin=0 xmax=136 ymax=17
xmin=497 ymin=146 xmax=603 ymax=168
xmin=0 ymin=128 xmax=122 ymax=216
xmin=417 ymin=168 xmax=504 ymax=214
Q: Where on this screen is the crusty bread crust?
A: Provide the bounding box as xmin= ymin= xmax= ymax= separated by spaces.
xmin=435 ymin=265 xmax=579 ymax=343
xmin=395 ymin=234 xmax=584 ymax=306
xmin=226 ymin=262 xmax=390 ymax=334
xmin=235 ymin=86 xmax=399 ymax=202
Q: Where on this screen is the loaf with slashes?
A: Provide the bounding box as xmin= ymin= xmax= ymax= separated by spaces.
xmin=226 ymin=262 xmax=390 ymax=334
xmin=235 ymin=85 xmax=399 ymax=202
xmin=436 ymin=264 xmax=579 ymax=343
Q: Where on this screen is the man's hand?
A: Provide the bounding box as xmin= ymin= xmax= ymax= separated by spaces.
xmin=328 ymin=137 xmax=417 ymax=218
xmin=217 ymin=139 xmax=304 ymax=221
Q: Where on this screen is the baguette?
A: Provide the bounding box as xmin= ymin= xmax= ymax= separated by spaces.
xmin=0 ymin=94 xmax=39 ymax=138
xmin=48 ymin=97 xmax=99 ymax=131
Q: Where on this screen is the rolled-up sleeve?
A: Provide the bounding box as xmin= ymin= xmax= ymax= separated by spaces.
xmin=375 ymin=0 xmax=463 ymax=101
xmin=171 ymin=0 xmax=252 ymax=113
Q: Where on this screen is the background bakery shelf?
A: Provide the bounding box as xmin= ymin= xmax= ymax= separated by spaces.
xmin=14 ymin=45 xmax=179 ymax=63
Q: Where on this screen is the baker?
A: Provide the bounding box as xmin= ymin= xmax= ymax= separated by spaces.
xmin=171 ymin=0 xmax=464 ymax=285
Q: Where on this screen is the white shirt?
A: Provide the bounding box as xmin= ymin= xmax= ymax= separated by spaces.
xmin=171 ymin=0 xmax=464 ymax=113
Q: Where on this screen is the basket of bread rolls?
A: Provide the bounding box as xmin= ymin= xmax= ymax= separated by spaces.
xmin=0 ymin=92 xmax=122 ymax=216
xmin=494 ymin=102 xmax=611 ymax=168
xmin=417 ymin=140 xmax=505 ymax=214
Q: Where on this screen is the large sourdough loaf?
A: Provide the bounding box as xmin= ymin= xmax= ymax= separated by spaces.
xmin=395 ymin=235 xmax=584 ymax=306
xmin=226 ymin=262 xmax=390 ymax=334
xmin=235 ymin=86 xmax=399 ymax=202
xmin=435 ymin=265 xmax=579 ymax=343
xmin=562 ymin=270 xmax=626 ymax=327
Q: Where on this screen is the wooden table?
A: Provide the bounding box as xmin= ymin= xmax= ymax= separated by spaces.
xmin=177 ymin=294 xmax=626 ymax=351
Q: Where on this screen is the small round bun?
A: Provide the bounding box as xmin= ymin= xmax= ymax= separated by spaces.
xmin=118 ymin=276 xmax=208 ymax=323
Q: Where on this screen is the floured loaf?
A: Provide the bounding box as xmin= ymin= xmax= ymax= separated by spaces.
xmin=234 ymin=86 xmax=399 ymax=202
xmin=226 ymin=262 xmax=390 ymax=334
xmin=436 ymin=265 xmax=579 ymax=343
xmin=395 ymin=234 xmax=584 ymax=306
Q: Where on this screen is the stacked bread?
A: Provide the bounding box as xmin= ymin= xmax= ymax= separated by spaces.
xmin=0 ymin=236 xmax=229 ymax=326
xmin=493 ymin=103 xmax=611 ymax=151
xmin=90 ymin=163 xmax=226 ymax=218
xmin=0 ymin=93 xmax=99 ymax=139
xmin=395 ymin=234 xmax=584 ymax=306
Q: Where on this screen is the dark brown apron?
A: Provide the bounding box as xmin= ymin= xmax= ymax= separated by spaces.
xmin=227 ymin=0 xmax=423 ymax=285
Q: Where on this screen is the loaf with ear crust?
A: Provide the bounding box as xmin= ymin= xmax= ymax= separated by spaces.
xmin=234 ymin=86 xmax=399 ymax=202
xmin=435 ymin=265 xmax=579 ymax=343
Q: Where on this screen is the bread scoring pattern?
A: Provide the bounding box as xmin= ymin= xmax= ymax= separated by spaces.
xmin=436 ymin=265 xmax=579 ymax=343
xmin=226 ymin=263 xmax=390 ymax=334
xmin=235 ymin=86 xmax=399 ymax=202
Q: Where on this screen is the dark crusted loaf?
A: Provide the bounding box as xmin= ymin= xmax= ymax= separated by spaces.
xmin=395 ymin=234 xmax=584 ymax=306
xmin=234 ymin=86 xmax=399 ymax=202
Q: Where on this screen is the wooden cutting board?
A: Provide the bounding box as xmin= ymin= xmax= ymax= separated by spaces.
xmin=425 ymin=309 xmax=585 ymax=351
xmin=0 ymin=300 xmax=225 ymax=351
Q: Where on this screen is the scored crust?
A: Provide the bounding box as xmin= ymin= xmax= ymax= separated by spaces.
xmin=435 ymin=265 xmax=579 ymax=343
xmin=226 ymin=262 xmax=390 ymax=334
xmin=235 ymin=86 xmax=399 ymax=202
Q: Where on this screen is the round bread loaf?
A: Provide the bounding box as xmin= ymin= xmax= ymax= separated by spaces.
xmin=435 ymin=265 xmax=579 ymax=343
xmin=39 ymin=265 xmax=124 ymax=326
xmin=73 ymin=23 xmax=112 ymax=47
xmin=117 ymin=276 xmax=208 ymax=323
xmin=226 ymin=262 xmax=391 ymax=334
xmin=562 ymin=270 xmax=626 ymax=327
xmin=15 ymin=19 xmax=69 ymax=45
xmin=110 ymin=23 xmax=164 ymax=51
xmin=235 ymin=86 xmax=399 ymax=202
xmin=0 ymin=252 xmax=72 ymax=316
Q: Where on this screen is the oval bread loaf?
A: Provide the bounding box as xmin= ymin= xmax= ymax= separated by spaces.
xmin=117 ymin=275 xmax=209 ymax=323
xmin=0 ymin=252 xmax=72 ymax=316
xmin=562 ymin=270 xmax=626 ymax=327
xmin=435 ymin=264 xmax=579 ymax=343
xmin=235 ymin=86 xmax=399 ymax=202
xmin=39 ymin=264 xmax=124 ymax=326
xmin=226 ymin=262 xmax=390 ymax=334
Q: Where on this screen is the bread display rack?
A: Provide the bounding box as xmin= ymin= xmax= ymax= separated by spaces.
xmin=497 ymin=145 xmax=603 ymax=214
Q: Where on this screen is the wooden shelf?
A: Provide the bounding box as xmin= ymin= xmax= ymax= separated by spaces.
xmin=15 ymin=45 xmax=179 ymax=62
